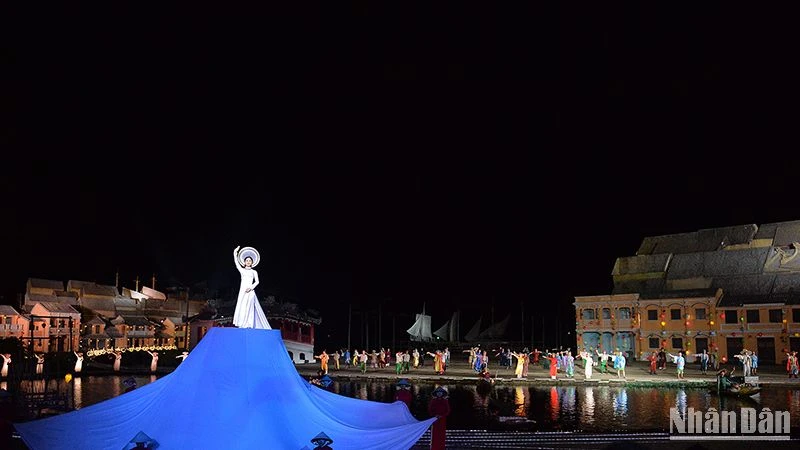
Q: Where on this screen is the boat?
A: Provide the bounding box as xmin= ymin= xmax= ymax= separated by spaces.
xmin=710 ymin=375 xmax=761 ymax=398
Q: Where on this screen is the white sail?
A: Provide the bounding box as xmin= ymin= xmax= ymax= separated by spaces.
xmin=463 ymin=316 xmax=482 ymax=342
xmin=433 ymin=311 xmax=459 ymax=341
xmin=478 ymin=313 xmax=511 ymax=340
xmin=433 ymin=318 xmax=451 ymax=340
xmin=406 ymin=304 xmax=433 ymax=341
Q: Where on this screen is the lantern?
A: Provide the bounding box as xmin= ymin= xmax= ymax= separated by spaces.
xmin=709 ymin=320 xmax=715 ymax=326
xmin=660 ymin=321 xmax=666 ymax=327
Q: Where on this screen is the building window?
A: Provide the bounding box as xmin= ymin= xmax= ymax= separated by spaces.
xmin=582 ymin=309 xmax=595 ymax=320
xmin=649 ymin=337 xmax=660 ymax=349
xmin=618 ymin=308 xmax=631 ymax=319
xmin=648 ymin=310 xmax=658 ymax=320
xmin=794 ymin=309 xmax=800 ymax=323
xmin=671 ymin=309 xmax=681 ymax=320
xmin=602 ymin=308 xmax=611 ymax=319
xmin=695 ymin=308 xmax=706 ymax=320
xmin=769 ymin=309 xmax=783 ymax=323
xmin=299 ymin=353 xmax=306 ymax=361
xmin=725 ymin=311 xmax=738 ymax=324
xmin=672 ymin=338 xmax=683 ymax=349
xmin=3 ymin=317 xmax=10 ymax=325
xmin=746 ymin=310 xmax=760 ymax=323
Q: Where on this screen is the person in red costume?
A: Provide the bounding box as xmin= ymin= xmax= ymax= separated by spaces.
xmin=394 ymin=379 xmax=413 ymax=409
xmin=648 ymin=351 xmax=658 ymax=375
xmin=548 ymin=353 xmax=558 ymax=380
xmin=428 ymin=386 xmax=451 ymax=450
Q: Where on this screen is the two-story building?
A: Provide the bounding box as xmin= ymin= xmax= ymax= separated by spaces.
xmin=0 ymin=305 xmax=28 ymax=340
xmin=576 ymin=221 xmax=800 ymax=364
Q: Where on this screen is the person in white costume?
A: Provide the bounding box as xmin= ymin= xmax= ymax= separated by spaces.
xmin=73 ymin=352 xmax=84 ymax=373
xmin=232 ymin=246 xmax=271 ymax=329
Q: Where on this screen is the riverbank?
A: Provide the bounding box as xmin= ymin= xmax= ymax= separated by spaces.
xmin=295 ymin=358 xmax=800 ymax=388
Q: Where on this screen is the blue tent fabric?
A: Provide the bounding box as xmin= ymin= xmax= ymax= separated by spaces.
xmin=15 ymin=328 xmax=435 ymax=449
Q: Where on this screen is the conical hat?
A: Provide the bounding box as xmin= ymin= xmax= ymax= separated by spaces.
xmin=310 ymin=431 xmax=333 ymax=445
xmin=237 ymin=247 xmax=260 ymax=267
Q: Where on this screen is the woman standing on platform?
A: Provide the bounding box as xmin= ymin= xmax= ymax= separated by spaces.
xmin=113 ymin=351 xmax=123 ymax=372
xmin=146 ymin=351 xmax=159 ymax=373
xmin=232 ymin=246 xmax=271 ymax=329
xmin=35 ymin=354 xmax=45 ymax=375
xmin=547 ymin=353 xmax=558 ymax=380
xmin=73 ymin=352 xmax=83 ymax=373
xmin=511 ymin=351 xmax=525 ymax=379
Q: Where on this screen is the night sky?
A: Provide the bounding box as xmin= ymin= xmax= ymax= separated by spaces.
xmin=2 ymin=4 xmax=798 ymax=347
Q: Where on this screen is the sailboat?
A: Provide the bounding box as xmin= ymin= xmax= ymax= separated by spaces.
xmin=406 ymin=303 xmax=433 ymax=342
xmin=433 ymin=311 xmax=459 ymax=342
xmin=463 ymin=316 xmax=482 ymax=342
xmin=478 ymin=313 xmax=511 ymax=340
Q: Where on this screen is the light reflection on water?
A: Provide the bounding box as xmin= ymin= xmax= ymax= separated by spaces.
xmin=17 ymin=376 xmax=800 ymax=431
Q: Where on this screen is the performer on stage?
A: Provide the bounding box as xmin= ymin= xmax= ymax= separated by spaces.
xmin=113 ymin=351 xmax=123 ymax=372
xmin=146 ymin=351 xmax=159 ymax=373
xmin=35 ymin=354 xmax=45 ymax=375
xmin=232 ymin=246 xmax=271 ymax=329
xmin=73 ymin=352 xmax=84 ymax=373
xmin=1 ymin=354 xmax=11 ymax=378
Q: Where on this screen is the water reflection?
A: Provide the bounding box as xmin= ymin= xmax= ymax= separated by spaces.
xmin=549 ymin=387 xmax=559 ymax=422
xmin=581 ymin=387 xmax=595 ymax=425
xmin=675 ymin=388 xmax=687 ymax=418
xmin=73 ymin=377 xmax=82 ymax=408
xmin=562 ymin=386 xmax=576 ymax=418
xmin=613 ymin=388 xmax=628 ymax=417
xmin=514 ymin=387 xmax=527 ymax=417
xmin=14 ymin=376 xmax=800 ymax=432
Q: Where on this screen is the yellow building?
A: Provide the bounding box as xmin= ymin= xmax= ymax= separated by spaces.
xmin=576 ymin=221 xmax=800 ymax=364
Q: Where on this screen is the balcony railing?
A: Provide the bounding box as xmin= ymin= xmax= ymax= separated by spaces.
xmin=0 ymin=324 xmax=24 ymax=332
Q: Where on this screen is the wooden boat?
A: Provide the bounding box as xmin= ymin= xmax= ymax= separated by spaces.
xmin=710 ymin=375 xmax=760 ymax=397
xmin=709 ymin=384 xmax=761 ymax=397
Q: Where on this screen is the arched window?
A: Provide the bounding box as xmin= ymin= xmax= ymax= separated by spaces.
xmin=618 ymin=308 xmax=631 ymax=319
xmin=582 ymin=309 xmax=596 ymax=320
xmin=602 ymin=308 xmax=611 ymax=319
xmin=287 ymin=351 xmax=294 ymax=361
xmin=299 ymin=352 xmax=306 ymax=361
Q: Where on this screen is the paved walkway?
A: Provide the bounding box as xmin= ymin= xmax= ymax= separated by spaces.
xmin=296 ymin=358 xmax=800 ymax=387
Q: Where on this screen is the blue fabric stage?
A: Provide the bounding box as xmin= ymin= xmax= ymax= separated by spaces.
xmin=15 ymin=328 xmax=435 ymax=449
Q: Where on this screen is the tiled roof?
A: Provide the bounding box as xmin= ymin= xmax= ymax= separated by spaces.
xmin=0 ymin=305 xmax=21 ymax=315
xmin=82 ymin=283 xmax=119 ymax=297
xmin=34 ymin=302 xmax=80 ymax=314
xmin=666 ymin=248 xmax=770 ymax=280
xmin=612 ymin=254 xmax=671 ymax=276
xmin=754 ymin=220 xmax=800 ymax=246
xmin=28 ymin=278 xmax=65 ymax=291
xmin=26 ymin=293 xmax=58 ymax=304
xmin=637 ymin=224 xmax=757 ymax=256
xmin=121 ymin=316 xmax=153 ymax=326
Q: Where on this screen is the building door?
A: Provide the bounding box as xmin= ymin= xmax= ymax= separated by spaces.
xmin=695 ymin=338 xmax=708 ymax=354
xmin=726 ymin=337 xmax=743 ymax=362
xmin=757 ymin=337 xmax=775 ymax=365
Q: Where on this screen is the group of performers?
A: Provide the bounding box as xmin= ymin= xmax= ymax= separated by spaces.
xmin=316 ymin=348 xmax=451 ymax=375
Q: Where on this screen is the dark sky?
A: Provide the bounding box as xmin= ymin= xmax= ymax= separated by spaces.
xmin=2 ymin=4 xmax=798 ymax=346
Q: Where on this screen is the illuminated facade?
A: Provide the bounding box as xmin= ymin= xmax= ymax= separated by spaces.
xmin=575 ymin=221 xmax=800 ymax=364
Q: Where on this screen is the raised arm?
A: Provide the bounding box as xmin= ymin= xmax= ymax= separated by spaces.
xmin=233 ymin=246 xmax=244 ymax=272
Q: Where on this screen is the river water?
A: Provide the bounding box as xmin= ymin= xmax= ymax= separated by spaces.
xmin=16 ymin=376 xmax=800 ymax=432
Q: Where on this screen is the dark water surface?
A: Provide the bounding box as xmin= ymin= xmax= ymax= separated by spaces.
xmin=17 ymin=376 xmax=800 ymax=431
